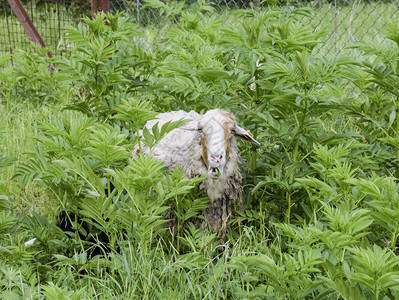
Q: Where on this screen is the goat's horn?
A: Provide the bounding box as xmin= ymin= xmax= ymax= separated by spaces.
xmin=234 ymin=126 xmax=260 ymax=146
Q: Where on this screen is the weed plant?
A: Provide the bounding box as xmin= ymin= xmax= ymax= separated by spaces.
xmin=1 ymin=4 xmax=399 ymax=299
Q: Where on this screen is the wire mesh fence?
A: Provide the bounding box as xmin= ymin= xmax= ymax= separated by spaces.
xmin=0 ymin=0 xmax=399 ymax=58
xmin=0 ymin=0 xmax=90 ymax=56
xmin=108 ymin=0 xmax=399 ymax=57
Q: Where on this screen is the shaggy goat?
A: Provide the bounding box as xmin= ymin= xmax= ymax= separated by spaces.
xmin=133 ymin=109 xmax=259 ymax=234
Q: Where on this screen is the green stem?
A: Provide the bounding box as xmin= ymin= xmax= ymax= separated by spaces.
xmin=286 ymin=137 xmax=299 ymax=225
xmin=391 ymin=230 xmax=398 ymax=250
xmin=290 ymin=137 xmax=300 ymax=183
xmin=255 ymin=74 xmax=260 ymax=103
xmin=176 ymin=196 xmax=180 ymax=252
xmin=286 ymin=100 xmax=308 ymax=223
xmin=374 ymin=287 xmax=379 ymax=300
xmin=107 ymin=172 xmax=111 ymax=198
xmin=286 ymin=191 xmax=291 ymax=224
xmin=136 ymin=127 xmax=142 ymax=155
xmin=95 ymin=65 xmax=98 ymax=100
xmin=396 ymin=98 xmax=399 ymax=178
xmin=339 ymin=249 xmax=345 ymax=283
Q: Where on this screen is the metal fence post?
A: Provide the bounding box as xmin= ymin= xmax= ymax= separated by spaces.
xmin=91 ymin=0 xmax=98 ymax=17
xmin=6 ymin=0 xmax=52 ymax=57
xmin=99 ymin=0 xmax=110 ymax=12
xmin=92 ymin=0 xmax=110 ymax=17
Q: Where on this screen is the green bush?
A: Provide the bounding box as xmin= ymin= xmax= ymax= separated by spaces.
xmin=2 ymin=5 xmax=399 ymax=299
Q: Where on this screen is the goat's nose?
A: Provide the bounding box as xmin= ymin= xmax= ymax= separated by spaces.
xmin=210 ymin=154 xmax=223 ymax=163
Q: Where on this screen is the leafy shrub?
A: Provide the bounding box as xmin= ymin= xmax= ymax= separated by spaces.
xmin=2 ymin=3 xmax=399 ymax=299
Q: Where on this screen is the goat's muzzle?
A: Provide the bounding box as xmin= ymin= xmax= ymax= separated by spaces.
xmin=208 ymin=165 xmax=224 ymax=179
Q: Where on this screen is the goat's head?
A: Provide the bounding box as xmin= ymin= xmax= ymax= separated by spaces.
xmin=197 ymin=109 xmax=260 ymax=179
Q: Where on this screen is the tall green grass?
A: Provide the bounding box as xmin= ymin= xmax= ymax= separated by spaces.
xmin=0 ymin=48 xmax=70 ymax=217
xmin=0 ymin=100 xmax=64 ymax=216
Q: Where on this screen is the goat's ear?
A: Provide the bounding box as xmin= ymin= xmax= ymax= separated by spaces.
xmin=221 ymin=110 xmax=236 ymax=121
xmin=233 ymin=126 xmax=260 ymax=146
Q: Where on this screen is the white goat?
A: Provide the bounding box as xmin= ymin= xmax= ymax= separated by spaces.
xmin=133 ymin=109 xmax=259 ymax=234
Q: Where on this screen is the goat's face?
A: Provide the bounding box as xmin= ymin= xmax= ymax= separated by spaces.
xmin=198 ymin=109 xmax=260 ymax=179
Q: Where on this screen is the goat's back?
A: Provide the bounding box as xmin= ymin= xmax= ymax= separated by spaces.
xmin=133 ymin=110 xmax=201 ymax=170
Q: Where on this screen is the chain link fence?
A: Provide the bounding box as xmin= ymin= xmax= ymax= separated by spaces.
xmin=0 ymin=0 xmax=90 ymax=56
xmin=109 ymin=0 xmax=399 ymax=57
xmin=0 ymin=0 xmax=398 ymax=58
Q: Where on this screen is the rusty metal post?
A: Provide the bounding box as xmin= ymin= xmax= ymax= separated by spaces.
xmin=99 ymin=0 xmax=110 ymax=12
xmin=92 ymin=0 xmax=109 ymax=17
xmin=6 ymin=0 xmax=52 ymax=57
xmin=91 ymin=0 xmax=98 ymax=17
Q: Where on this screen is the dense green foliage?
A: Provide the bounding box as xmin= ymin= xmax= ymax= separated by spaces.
xmin=1 ymin=3 xmax=399 ymax=299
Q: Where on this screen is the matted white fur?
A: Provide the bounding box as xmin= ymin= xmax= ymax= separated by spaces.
xmin=138 ymin=110 xmax=200 ymax=172
xmin=133 ymin=109 xmax=259 ymax=234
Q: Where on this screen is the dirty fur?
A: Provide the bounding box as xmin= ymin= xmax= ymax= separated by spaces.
xmin=133 ymin=109 xmax=253 ymax=236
